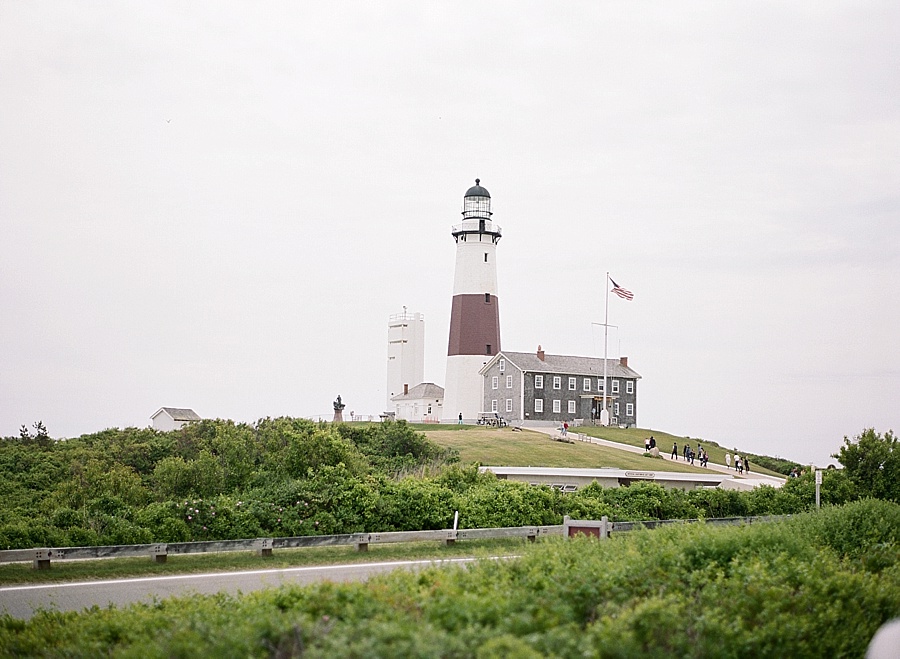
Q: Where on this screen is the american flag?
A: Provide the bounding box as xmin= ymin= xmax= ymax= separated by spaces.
xmin=610 ymin=278 xmax=634 ymax=301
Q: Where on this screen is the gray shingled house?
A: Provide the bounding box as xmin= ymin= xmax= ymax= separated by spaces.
xmin=479 ymin=347 xmax=641 ymax=426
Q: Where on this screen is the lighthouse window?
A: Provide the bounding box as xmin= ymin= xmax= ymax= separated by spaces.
xmin=484 ymin=253 xmax=488 ymax=262
xmin=485 ymin=293 xmax=491 ymax=303
xmin=486 ymin=344 xmax=492 ymax=355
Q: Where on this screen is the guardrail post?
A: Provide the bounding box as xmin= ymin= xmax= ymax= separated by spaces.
xmin=600 ymin=515 xmax=609 ymax=540
xmin=443 ymin=530 xmax=457 ymax=546
xmin=149 ymin=543 xmax=168 ymax=564
xmin=32 ymin=548 xmax=52 ymax=570
xmin=354 ymin=534 xmax=370 ymax=552
xmin=256 ymin=538 xmax=274 ymax=557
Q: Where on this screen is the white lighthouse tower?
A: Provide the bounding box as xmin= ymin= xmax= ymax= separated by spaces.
xmin=442 ymin=179 xmax=502 ymax=423
xmin=386 ymin=308 xmax=425 ymax=410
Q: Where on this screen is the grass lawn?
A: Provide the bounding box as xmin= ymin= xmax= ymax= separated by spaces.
xmin=421 ymin=426 xmax=712 ymax=474
xmin=574 ymin=426 xmax=783 ymax=477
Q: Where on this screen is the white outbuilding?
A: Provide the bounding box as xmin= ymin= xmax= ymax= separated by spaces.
xmin=151 ymin=407 xmax=201 ymax=431
xmin=391 ymin=383 xmax=444 ymax=423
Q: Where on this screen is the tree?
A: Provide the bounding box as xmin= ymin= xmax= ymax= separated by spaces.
xmin=833 ymin=428 xmax=899 ymax=503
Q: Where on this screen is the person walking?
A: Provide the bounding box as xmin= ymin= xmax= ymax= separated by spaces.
xmin=458 ymin=412 xmax=463 ymax=425
xmin=744 ymin=457 xmax=750 ymax=474
xmin=726 ymin=453 xmax=732 ymax=470
xmin=562 ymin=422 xmax=569 ymax=437
xmin=671 ymin=442 xmax=678 ymax=460
xmin=736 ymin=456 xmax=743 ymax=474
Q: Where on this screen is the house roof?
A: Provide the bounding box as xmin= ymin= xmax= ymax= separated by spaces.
xmin=390 ymin=382 xmax=445 ymax=402
xmin=152 ymin=407 xmax=202 ymax=421
xmin=482 ymin=351 xmax=642 ymax=379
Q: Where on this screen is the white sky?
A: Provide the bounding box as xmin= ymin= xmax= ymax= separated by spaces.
xmin=1 ymin=2 xmax=897 ymax=466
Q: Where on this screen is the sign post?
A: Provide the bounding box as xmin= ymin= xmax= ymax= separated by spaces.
xmin=815 ymin=470 xmax=822 ymax=509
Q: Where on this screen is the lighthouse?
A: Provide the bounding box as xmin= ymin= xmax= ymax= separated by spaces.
xmin=442 ymin=179 xmax=502 ymax=423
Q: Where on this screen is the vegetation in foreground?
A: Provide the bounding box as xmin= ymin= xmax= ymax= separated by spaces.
xmin=2 ymin=421 xmax=895 ymax=551
xmin=2 ymin=500 xmax=898 ymax=657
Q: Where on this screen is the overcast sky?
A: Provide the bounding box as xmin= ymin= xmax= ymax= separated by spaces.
xmin=1 ymin=2 xmax=897 ymax=466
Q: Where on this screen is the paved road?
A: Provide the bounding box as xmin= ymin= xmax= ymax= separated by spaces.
xmin=0 ymin=557 xmax=480 ymax=620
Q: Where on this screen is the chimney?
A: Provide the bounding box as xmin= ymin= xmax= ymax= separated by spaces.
xmin=537 ymin=345 xmax=545 ymax=361
xmin=620 ymin=356 xmax=628 ymax=367
xmin=403 ymin=384 xmax=409 ymax=395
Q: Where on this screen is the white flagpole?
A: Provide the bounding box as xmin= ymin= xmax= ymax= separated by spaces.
xmin=602 ymin=271 xmax=610 ymax=425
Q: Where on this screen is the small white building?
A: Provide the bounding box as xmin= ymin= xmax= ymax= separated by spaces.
xmin=151 ymin=407 xmax=201 ymax=431
xmin=391 ymin=383 xmax=444 ymax=423
xmin=386 ymin=310 xmax=426 ymax=410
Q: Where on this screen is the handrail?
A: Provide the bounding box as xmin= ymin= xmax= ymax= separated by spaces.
xmin=1 ymin=515 xmax=789 ymax=569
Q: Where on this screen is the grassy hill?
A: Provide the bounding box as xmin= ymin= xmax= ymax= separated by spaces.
xmin=417 ymin=426 xmax=712 ymax=474
xmin=415 ymin=424 xmax=785 ymax=478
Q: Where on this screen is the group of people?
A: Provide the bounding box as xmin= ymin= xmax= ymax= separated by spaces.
xmin=724 ymin=453 xmax=749 ymax=474
xmin=670 ymin=442 xmax=709 ymax=467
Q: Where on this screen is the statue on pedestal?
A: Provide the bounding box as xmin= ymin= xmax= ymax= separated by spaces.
xmin=332 ymin=395 xmax=346 ymax=423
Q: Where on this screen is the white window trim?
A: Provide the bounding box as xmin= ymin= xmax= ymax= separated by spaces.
xmin=491 ymin=399 xmax=498 ymax=413
xmin=506 ymin=398 xmax=513 ymax=413
xmin=626 ymin=403 xmax=634 ymax=417
xmin=506 ymin=375 xmax=513 ymax=389
xmin=568 ymin=377 xmax=576 ymax=391
xmin=534 ymin=398 xmax=544 ymax=413
xmin=614 ymin=402 xmax=620 ymax=415
xmin=612 ymin=380 xmax=620 ymax=394
xmin=492 ymin=376 xmax=499 ymax=390
xmin=552 ymin=399 xmax=561 ymax=413
xmin=553 ymin=376 xmax=561 ymax=390
xmin=626 ymin=380 xmax=634 ymax=394
xmin=499 ymin=359 xmax=505 ymax=373
xmin=583 ymin=378 xmax=591 ymax=391
xmin=568 ymin=400 xmax=576 ymax=414
xmin=535 ymin=375 xmax=544 ymax=389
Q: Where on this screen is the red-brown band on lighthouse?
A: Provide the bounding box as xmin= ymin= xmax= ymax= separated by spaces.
xmin=447 ymin=293 xmax=501 ymax=356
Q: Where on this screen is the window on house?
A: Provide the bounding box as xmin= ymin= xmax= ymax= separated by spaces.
xmin=534 ymin=375 xmax=544 ymax=388
xmin=506 ymin=375 xmax=512 ymax=388
xmin=626 ymin=403 xmax=634 ymax=417
xmin=568 ymin=377 xmax=576 ymax=390
xmin=583 ymin=378 xmax=591 ymax=391
xmin=614 ymin=402 xmax=620 ymax=415
xmin=568 ymin=400 xmax=576 ymax=414
xmin=612 ymin=380 xmax=620 ymax=394
xmin=553 ymin=400 xmax=561 ymax=413
xmin=492 ymin=376 xmax=498 ymax=389
xmin=598 ymin=379 xmax=605 ymax=392
xmin=626 ymin=380 xmax=634 ymax=394
xmin=534 ymin=399 xmax=544 ymax=413
xmin=553 ymin=376 xmax=561 ymax=389
xmin=499 ymin=359 xmax=505 ymax=372
xmin=491 ymin=399 xmax=498 ymax=413
xmin=506 ymin=398 xmax=513 ymax=412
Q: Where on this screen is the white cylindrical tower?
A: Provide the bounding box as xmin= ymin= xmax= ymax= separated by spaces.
xmin=386 ymin=309 xmax=425 ymax=410
xmin=442 ymin=179 xmax=502 ymax=423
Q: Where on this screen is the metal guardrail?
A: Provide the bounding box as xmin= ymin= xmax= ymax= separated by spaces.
xmin=0 ymin=515 xmax=788 ymax=569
